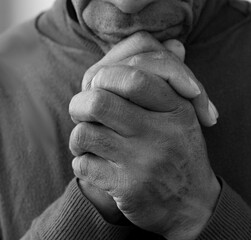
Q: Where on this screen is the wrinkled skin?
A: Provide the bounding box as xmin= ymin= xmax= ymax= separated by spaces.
xmin=68 ymin=1 xmax=219 ymax=239
xmin=71 ymin=0 xmax=207 ymax=48
xmin=69 ymin=32 xmax=220 ymax=240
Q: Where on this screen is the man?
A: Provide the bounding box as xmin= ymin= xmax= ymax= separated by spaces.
xmin=0 ymin=0 xmax=250 ymax=239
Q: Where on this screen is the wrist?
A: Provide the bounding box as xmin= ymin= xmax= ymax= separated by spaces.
xmin=163 ymin=176 xmax=221 ymax=240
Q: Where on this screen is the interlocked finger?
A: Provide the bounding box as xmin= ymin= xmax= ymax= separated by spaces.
xmin=91 ymin=65 xmax=182 ymax=112
xmin=82 ymin=32 xmax=165 ymax=91
xmin=69 ymin=122 xmax=125 ymax=161
xmin=116 ymin=52 xmax=218 ymax=126
xmin=69 ymin=89 xmax=148 ymax=136
xmin=72 ymin=153 xmax=118 ymax=191
xmin=118 ymin=51 xmax=200 ymax=99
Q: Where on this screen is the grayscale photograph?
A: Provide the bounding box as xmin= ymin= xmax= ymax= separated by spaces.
xmin=0 ymin=0 xmax=250 ymax=239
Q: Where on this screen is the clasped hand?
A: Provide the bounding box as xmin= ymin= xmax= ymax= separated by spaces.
xmin=69 ymin=32 xmax=220 ymax=240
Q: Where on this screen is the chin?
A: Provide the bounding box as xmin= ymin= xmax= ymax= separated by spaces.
xmin=82 ymin=0 xmax=194 ymax=47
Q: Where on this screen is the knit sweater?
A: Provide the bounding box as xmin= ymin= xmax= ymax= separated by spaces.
xmin=0 ymin=0 xmax=250 ymax=239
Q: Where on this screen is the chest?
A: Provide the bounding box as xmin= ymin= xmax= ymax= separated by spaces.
xmin=186 ymin=38 xmax=251 ymax=203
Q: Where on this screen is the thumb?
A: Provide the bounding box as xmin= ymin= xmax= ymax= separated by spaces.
xmin=83 ymin=32 xmax=165 ymax=90
xmin=163 ymin=39 xmax=185 ymax=62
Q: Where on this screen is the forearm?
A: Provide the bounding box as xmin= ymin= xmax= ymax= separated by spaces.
xmin=21 ymin=178 xmax=132 ymax=240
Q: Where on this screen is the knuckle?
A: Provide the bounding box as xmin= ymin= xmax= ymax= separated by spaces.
xmin=73 ymin=155 xmax=90 ymax=178
xmin=80 ymin=156 xmax=90 ymax=177
xmin=69 ymin=123 xmax=88 ymax=156
xmin=127 ymin=69 xmax=150 ymax=96
xmin=73 ymin=155 xmax=103 ymax=185
xmin=82 ymin=67 xmax=97 ymax=91
xmin=69 ymin=93 xmax=81 ymax=116
xmin=91 ymin=67 xmax=107 ymax=89
xmin=71 ymin=116 xmax=79 ymax=125
xmin=88 ymin=89 xmax=108 ymax=119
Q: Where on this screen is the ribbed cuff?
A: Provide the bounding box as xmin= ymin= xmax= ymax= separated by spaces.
xmin=37 ymin=178 xmax=132 ymax=240
xmin=197 ymin=178 xmax=251 ymax=240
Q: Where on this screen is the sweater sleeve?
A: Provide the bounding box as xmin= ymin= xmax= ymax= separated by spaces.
xmin=197 ymin=178 xmax=251 ymax=239
xmin=20 ymin=178 xmax=133 ymax=240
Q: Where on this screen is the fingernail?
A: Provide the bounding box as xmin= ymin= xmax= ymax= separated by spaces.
xmin=209 ymin=100 xmax=219 ymax=119
xmin=208 ymin=101 xmax=218 ymax=125
xmin=189 ymin=77 xmax=201 ymax=95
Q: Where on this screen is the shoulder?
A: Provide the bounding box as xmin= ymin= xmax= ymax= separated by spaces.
xmin=0 ymin=19 xmax=43 ymax=98
xmin=0 ymin=19 xmax=40 ymax=58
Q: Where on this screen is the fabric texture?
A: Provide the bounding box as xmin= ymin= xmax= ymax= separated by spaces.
xmin=0 ymin=0 xmax=250 ymax=239
xmin=21 ymin=179 xmax=131 ymax=240
xmin=197 ymin=178 xmax=251 ymax=239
